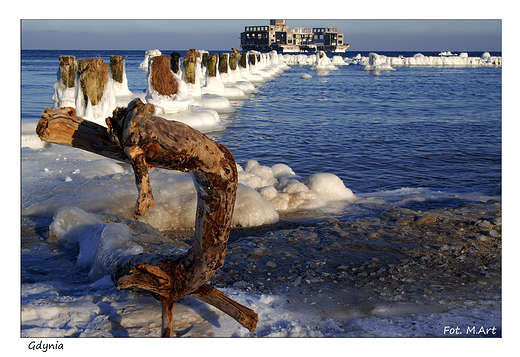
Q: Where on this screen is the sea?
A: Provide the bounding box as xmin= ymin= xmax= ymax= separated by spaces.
xmin=21 ymin=49 xmax=502 ymax=195
xmin=19 ymin=49 xmax=502 ymax=340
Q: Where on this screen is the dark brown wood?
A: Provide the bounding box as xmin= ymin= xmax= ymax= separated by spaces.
xmin=36 ymin=99 xmax=258 ymax=336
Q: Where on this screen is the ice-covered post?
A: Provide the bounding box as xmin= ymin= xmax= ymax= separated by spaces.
xmin=207 ymin=53 xmax=218 ymax=77
xmin=109 ymin=56 xmax=125 ymax=84
xmin=59 ymin=56 xmax=77 ymax=88
xmin=77 ymin=58 xmax=108 ymax=107
xmin=229 ymin=51 xmax=238 ymax=71
xmin=170 ymin=52 xmax=181 ymax=74
xmin=219 ymin=54 xmax=228 ymax=74
xmin=249 ymin=53 xmax=256 ymax=66
xmin=183 ymin=49 xmax=198 ymax=84
xmin=150 ymin=55 xmax=178 ymax=96
xmin=239 ymin=52 xmax=248 ymax=69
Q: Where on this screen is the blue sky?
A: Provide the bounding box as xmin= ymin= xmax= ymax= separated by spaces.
xmin=21 ymin=19 xmax=502 ymax=52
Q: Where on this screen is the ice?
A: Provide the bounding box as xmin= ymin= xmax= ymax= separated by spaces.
xmin=47 ymin=207 xmax=146 ymax=280
xmin=237 ymin=160 xmax=357 ymax=212
xmin=232 ymin=184 xmax=280 ymax=227
xmin=310 ymin=51 xmax=339 ymax=72
xmin=74 ymin=76 xmax=118 ymax=125
xmin=281 ymin=51 xmax=502 ymax=68
xmin=138 ymin=49 xmax=161 ymax=70
xmin=363 ymin=52 xmax=395 ymax=71
xmin=331 ymin=55 xmax=349 ymax=66
xmin=303 ymin=173 xmax=357 ymax=201
xmin=51 ymin=57 xmax=134 ymax=126
xmin=144 ymin=67 xmax=194 ymax=115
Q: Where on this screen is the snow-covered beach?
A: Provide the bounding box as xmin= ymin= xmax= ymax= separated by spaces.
xmin=20 ymin=49 xmax=503 ymax=346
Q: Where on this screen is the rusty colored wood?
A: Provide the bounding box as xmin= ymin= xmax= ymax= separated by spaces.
xmin=36 ymin=98 xmax=252 ymax=337
xmin=36 ymin=107 xmax=128 ymax=163
xmin=150 ymin=55 xmax=178 ymax=96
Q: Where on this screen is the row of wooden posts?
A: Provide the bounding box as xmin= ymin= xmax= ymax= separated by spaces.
xmin=57 ymin=49 xmax=264 ymax=104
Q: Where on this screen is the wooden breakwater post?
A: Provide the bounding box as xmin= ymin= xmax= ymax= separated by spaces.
xmin=59 ymin=56 xmax=77 ymax=88
xmin=183 ymin=49 xmax=199 ymax=84
xmin=219 ymin=54 xmax=228 ymax=74
xmin=239 ymin=52 xmax=248 ymax=69
xmin=77 ymin=58 xmax=109 ymax=106
xmin=170 ymin=52 xmax=181 ymax=74
xmin=202 ymin=53 xmax=210 ymax=69
xmin=150 ymin=55 xmax=178 ymax=96
xmin=229 ymin=50 xmax=239 ymax=71
xmin=249 ymin=53 xmax=256 ymax=66
xmin=207 ymin=54 xmax=219 ymax=78
xmin=110 ymin=55 xmax=125 ymax=84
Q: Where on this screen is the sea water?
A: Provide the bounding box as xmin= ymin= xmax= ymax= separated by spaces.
xmin=21 ymin=49 xmax=502 ymax=196
xmin=20 ymin=49 xmax=502 ymax=338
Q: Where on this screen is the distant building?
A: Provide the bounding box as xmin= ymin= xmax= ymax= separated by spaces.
xmin=240 ymin=20 xmax=350 ymax=53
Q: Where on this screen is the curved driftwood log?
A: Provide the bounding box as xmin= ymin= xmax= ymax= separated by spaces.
xmin=36 ymin=98 xmax=258 ymax=336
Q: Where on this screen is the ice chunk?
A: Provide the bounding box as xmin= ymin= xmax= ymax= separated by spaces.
xmin=232 ymin=184 xmax=279 ymax=227
xmin=303 ymin=173 xmax=356 ymax=201
xmin=363 ymin=53 xmax=395 ymax=71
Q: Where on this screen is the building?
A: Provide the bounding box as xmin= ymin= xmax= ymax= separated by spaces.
xmin=240 ymin=20 xmax=350 ymax=53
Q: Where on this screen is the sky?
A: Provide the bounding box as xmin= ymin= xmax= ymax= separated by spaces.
xmin=15 ymin=0 xmax=508 ymax=52
xmin=20 ymin=18 xmax=502 ymax=52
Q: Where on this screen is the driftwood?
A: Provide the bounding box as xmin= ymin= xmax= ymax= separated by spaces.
xmin=36 ymin=98 xmax=258 ymax=336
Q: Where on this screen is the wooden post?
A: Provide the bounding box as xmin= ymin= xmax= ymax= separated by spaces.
xmin=110 ymin=55 xmax=125 ymax=83
xmin=183 ymin=54 xmax=197 ymax=84
xmin=77 ymin=58 xmax=108 ymax=106
xmin=240 ymin=52 xmax=248 ymax=68
xmin=207 ymin=54 xmax=218 ymax=77
xmin=202 ymin=53 xmax=210 ymax=69
xmin=150 ymin=55 xmax=178 ymax=96
xmin=170 ymin=52 xmax=181 ymax=74
xmin=249 ymin=53 xmax=256 ymax=66
xmin=59 ymin=56 xmax=77 ymax=88
xmin=229 ymin=52 xmax=238 ymax=71
xmin=219 ymin=54 xmax=228 ymax=74
xmin=36 ymin=99 xmax=258 ymax=337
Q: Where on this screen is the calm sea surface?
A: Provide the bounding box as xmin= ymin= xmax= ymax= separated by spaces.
xmin=21 ymin=50 xmax=502 ymax=195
